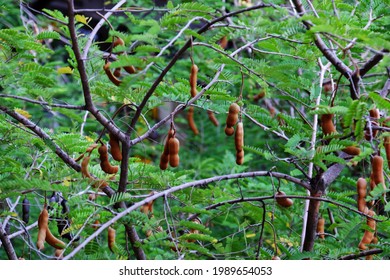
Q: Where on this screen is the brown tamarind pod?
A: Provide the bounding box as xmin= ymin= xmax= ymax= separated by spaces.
xmin=103 ymin=61 xmax=122 ymax=86
xmin=123 ymin=65 xmax=136 ymax=74
xmin=188 ymin=217 xmax=202 ymax=243
xmin=225 ymin=103 xmax=240 ymax=129
xmin=371 ymin=155 xmax=385 ymax=190
xmin=81 ymin=156 xmax=92 ymax=179
xmin=190 ymin=64 xmax=198 ymax=98
xmin=140 ymin=192 xmax=156 ymax=216
xmin=365 ymin=109 xmax=380 ymax=140
xmin=219 ymin=36 xmax=228 ymax=49
xmin=253 ymin=91 xmax=265 ymax=102
xmin=113 ymin=67 xmax=121 ymax=78
xmin=357 ymin=178 xmax=368 ymax=213
xmin=37 ymin=207 xmax=49 ymax=250
xmin=168 ymin=137 xmax=180 ymax=167
xmin=358 ymin=211 xmax=376 ymax=250
xmin=236 ymin=150 xmax=244 ymax=165
xmin=113 ymin=36 xmax=124 ymax=48
xmin=22 ymin=197 xmax=30 ymax=224
xmin=86 ymin=143 xmax=98 ymax=153
xmin=98 ymin=144 xmax=119 ymax=174
xmin=187 ymin=107 xmax=199 ymax=135
xmin=108 ymin=226 xmax=116 ymax=252
xmin=207 ymin=110 xmax=219 ymax=126
xmin=320 ymin=114 xmax=336 ymax=135
xmin=342 ymin=146 xmax=361 ymax=156
xmin=55 ymin=249 xmax=64 ymax=259
xmin=109 ymin=133 xmax=122 ymax=162
xmin=235 ymin=122 xmax=244 ymax=152
xmin=45 ymin=226 xmax=66 ymax=249
xmin=275 ymin=191 xmax=294 ymax=208
xmin=159 ymin=129 xmax=174 ymax=170
xmin=224 ymin=126 xmax=235 ymax=136
xmin=317 ymin=217 xmax=325 ymax=239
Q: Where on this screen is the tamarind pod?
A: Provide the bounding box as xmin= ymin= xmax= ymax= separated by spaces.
xmin=253 ymin=91 xmax=265 ymax=102
xmin=358 ymin=211 xmax=376 ymax=250
xmin=219 ymin=36 xmax=228 ymax=49
xmin=55 ymin=249 xmax=64 ymax=259
xmin=342 ymin=146 xmax=361 ymax=156
xmin=236 ymin=150 xmax=244 ymax=165
xmin=140 ymin=191 xmax=157 ymax=215
xmin=275 ymin=191 xmax=294 ymax=208
xmin=226 ymin=114 xmax=239 ymax=129
xmin=45 ymin=226 xmax=66 ymax=249
xmin=113 ymin=37 xmax=124 ymax=48
xmin=371 ymin=155 xmax=385 ymax=189
xmin=228 ymin=103 xmax=240 ymax=114
xmin=81 ymin=156 xmax=92 ymax=179
xmin=168 ymin=137 xmax=180 ymax=155
xmin=369 ymin=108 xmax=380 ymax=119
xmin=320 ymin=114 xmax=336 ymax=135
xmin=37 ymin=207 xmax=49 ymax=250
xmin=385 ymin=136 xmax=390 ymax=168
xmin=169 ymin=154 xmax=180 ymax=168
xmin=188 ymin=217 xmax=202 ymax=243
xmin=207 ymin=110 xmax=219 ymax=126
xmin=108 ymin=226 xmax=116 ymax=252
xmin=98 ymin=144 xmax=119 ymax=174
xmin=190 ymin=64 xmax=198 ymax=98
xmin=316 ymin=217 xmax=325 ymax=239
xmin=22 ymin=197 xmax=30 ymax=224
xmin=224 ymin=125 xmax=235 ymax=136
xmin=123 ymin=65 xmax=136 ymax=74
xmin=187 ymin=107 xmax=199 ymax=135
xmin=235 ymin=122 xmax=244 ymax=152
xmin=109 ymin=133 xmax=122 ymax=162
xmin=159 ymin=153 xmax=169 ymax=170
xmin=103 ymin=62 xmax=122 ymax=86
xmin=92 ymin=220 xmax=100 ymax=230
xmin=357 ymin=178 xmax=367 ymax=212
xmin=113 ymin=67 xmax=121 ymax=78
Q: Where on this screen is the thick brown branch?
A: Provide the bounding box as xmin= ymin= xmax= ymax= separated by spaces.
xmin=0 ymin=222 xmax=17 ymax=260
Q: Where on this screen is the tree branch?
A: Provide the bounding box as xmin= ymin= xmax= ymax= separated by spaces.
xmin=0 ymin=222 xmax=18 ymax=260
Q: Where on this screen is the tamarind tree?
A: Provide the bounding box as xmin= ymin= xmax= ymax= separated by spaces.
xmin=0 ymin=0 xmax=389 ymax=260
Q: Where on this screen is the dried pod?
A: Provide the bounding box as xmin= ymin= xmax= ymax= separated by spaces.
xmin=113 ymin=67 xmax=121 ymax=78
xmin=224 ymin=126 xmax=235 ymax=136
xmin=342 ymin=146 xmax=361 ymax=156
xmin=98 ymin=144 xmax=119 ymax=174
xmin=187 ymin=107 xmax=199 ymax=135
xmin=45 ymin=226 xmax=66 ymax=250
xmin=36 ymin=207 xmax=49 ymax=250
xmin=317 ymin=217 xmax=325 ymax=239
xmin=22 ymin=197 xmax=30 ymax=224
xmin=275 ymin=191 xmax=293 ymax=208
xmin=81 ymin=156 xmax=92 ymax=179
xmin=235 ymin=122 xmax=244 ymax=152
xmin=357 ymin=178 xmax=367 ymax=213
xmin=320 ymin=114 xmax=336 ymax=135
xmin=168 ymin=137 xmax=180 ymax=167
xmin=103 ymin=61 xmax=122 ymax=86
xmin=108 ymin=226 xmax=116 ymax=252
xmin=207 ymin=110 xmax=219 ymax=126
xmin=109 ymin=133 xmax=122 ymax=162
xmin=358 ymin=211 xmax=376 ymax=250
xmin=159 ymin=129 xmax=174 ymax=170
xmin=190 ymin=64 xmax=198 ymax=98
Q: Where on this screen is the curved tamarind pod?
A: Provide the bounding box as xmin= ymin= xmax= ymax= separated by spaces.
xmin=235 ymin=122 xmax=244 ymax=152
xmin=103 ymin=62 xmax=122 ymax=86
xmin=37 ymin=207 xmax=49 ymax=250
xmin=46 ymin=226 xmax=66 ymax=249
xmin=187 ymin=107 xmax=199 ymax=135
xmin=168 ymin=137 xmax=180 ymax=167
xmin=98 ymin=144 xmax=119 ymax=174
xmin=190 ymin=64 xmax=198 ymax=97
xmin=113 ymin=67 xmax=122 ymax=78
xmin=357 ymin=178 xmax=367 ymax=213
xmin=123 ymin=65 xmax=136 ymax=74
xmin=320 ymin=114 xmax=336 ymax=135
xmin=358 ymin=211 xmax=376 ymax=250
xmin=275 ymin=191 xmax=293 ymax=208
xmin=108 ymin=226 xmax=116 ymax=252
xmin=22 ymin=197 xmax=30 ymax=224
xmin=81 ymin=156 xmax=92 ymax=179
xmin=342 ymin=146 xmax=361 ymax=156
xmin=109 ymin=133 xmax=122 ymax=162
xmin=207 ymin=110 xmax=219 ymax=126
xmin=317 ymin=217 xmax=325 ymax=239
xmin=113 ymin=37 xmax=124 ymax=48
